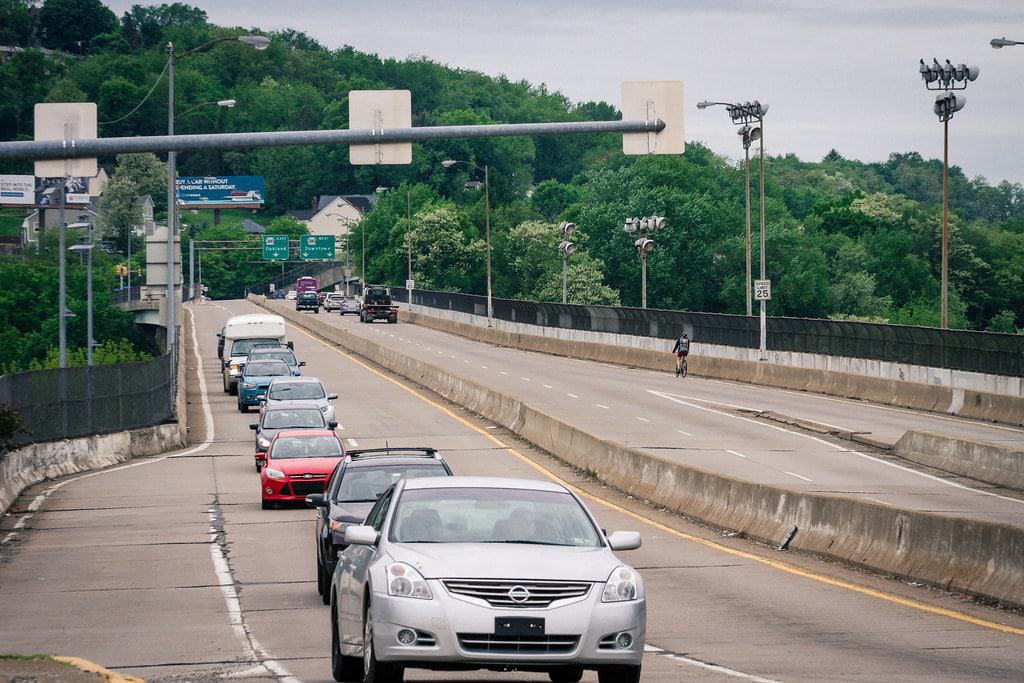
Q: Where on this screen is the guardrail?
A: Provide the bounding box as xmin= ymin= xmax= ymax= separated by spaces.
xmin=111 ymin=286 xmax=142 ymax=305
xmin=0 ymin=353 xmax=174 ymax=449
xmin=388 ymin=288 xmax=1024 ymax=377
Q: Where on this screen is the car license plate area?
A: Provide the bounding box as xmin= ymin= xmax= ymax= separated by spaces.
xmin=495 ymin=617 xmax=545 ymax=636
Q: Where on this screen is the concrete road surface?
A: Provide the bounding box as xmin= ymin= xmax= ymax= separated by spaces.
xmin=1 ymin=298 xmax=1023 ymax=683
xmin=260 ymin=299 xmax=1024 ymax=528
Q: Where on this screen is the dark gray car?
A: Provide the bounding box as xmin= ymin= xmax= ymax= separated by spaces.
xmin=250 ymin=402 xmax=337 ymax=469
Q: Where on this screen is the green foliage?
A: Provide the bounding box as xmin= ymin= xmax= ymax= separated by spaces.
xmin=194 ymin=216 xmax=308 ymax=300
xmin=98 ymin=153 xmax=166 ymax=254
xmin=0 ymin=401 xmax=29 ymax=452
xmin=38 ymin=0 xmax=118 ymax=51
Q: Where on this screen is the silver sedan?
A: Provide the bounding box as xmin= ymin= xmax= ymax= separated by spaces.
xmin=329 ymin=476 xmax=645 ymax=683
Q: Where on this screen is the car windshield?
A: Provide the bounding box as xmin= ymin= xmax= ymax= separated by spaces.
xmin=263 ymin=409 xmax=324 ymax=429
xmin=271 ymin=435 xmax=343 ymax=459
xmin=390 ymin=487 xmax=601 ymax=546
xmin=299 ymin=292 xmax=317 ymax=300
xmin=250 ymin=350 xmax=296 ymax=366
xmin=268 ymin=382 xmax=326 ymax=400
xmin=335 ymin=465 xmax=446 ymax=503
xmin=244 ymin=360 xmax=290 ymax=377
xmin=231 ymin=338 xmax=280 ymax=356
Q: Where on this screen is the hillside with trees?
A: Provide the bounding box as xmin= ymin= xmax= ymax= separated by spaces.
xmin=1 ymin=0 xmax=1021 ymax=355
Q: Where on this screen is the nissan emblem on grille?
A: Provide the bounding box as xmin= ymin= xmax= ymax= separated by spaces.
xmin=508 ymin=585 xmax=531 ymax=603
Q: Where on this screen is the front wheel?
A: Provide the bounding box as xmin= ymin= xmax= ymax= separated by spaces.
xmin=680 ymin=359 xmax=688 ymax=378
xmin=363 ymin=605 xmax=403 ymax=683
xmin=598 ymin=665 xmax=640 ymax=683
xmin=261 ymin=499 xmax=273 ymax=510
xmin=332 ymin=598 xmax=362 ymax=681
xmin=238 ymin=401 xmax=248 ymax=413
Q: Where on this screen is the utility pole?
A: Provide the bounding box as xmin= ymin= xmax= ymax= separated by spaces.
xmin=189 ymin=237 xmax=195 ymax=301
xmin=624 ymin=216 xmax=666 ymax=309
xmin=758 ymin=117 xmax=767 ymax=359
xmin=166 ymin=41 xmax=177 ymax=358
xmin=558 ymin=222 xmax=576 ymax=305
xmin=406 ymin=189 xmax=413 ymax=311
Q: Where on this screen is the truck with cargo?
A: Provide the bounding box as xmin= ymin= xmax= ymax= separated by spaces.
xmin=220 ymin=314 xmax=290 ymax=395
xmin=359 ymin=285 xmax=398 ymax=324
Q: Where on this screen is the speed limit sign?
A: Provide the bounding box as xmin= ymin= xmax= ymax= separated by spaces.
xmin=754 ymin=279 xmax=772 ymax=301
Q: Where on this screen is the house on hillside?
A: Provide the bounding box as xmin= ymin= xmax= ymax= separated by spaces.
xmin=135 ymin=195 xmax=156 ymax=235
xmin=20 ymin=169 xmax=110 ymax=245
xmin=285 ymin=194 xmax=376 ymax=243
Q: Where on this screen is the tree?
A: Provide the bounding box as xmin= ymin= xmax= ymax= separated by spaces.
xmin=98 ymin=153 xmax=167 ymax=253
xmin=38 ymin=0 xmax=118 ymax=51
xmin=0 ymin=0 xmax=36 ymax=46
xmin=404 ymin=206 xmax=484 ymax=292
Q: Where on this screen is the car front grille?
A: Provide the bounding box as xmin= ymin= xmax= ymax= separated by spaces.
xmin=457 ymin=633 xmax=579 ymax=655
xmin=443 ymin=579 xmax=591 ymax=608
xmin=283 ymin=479 xmax=326 ymax=496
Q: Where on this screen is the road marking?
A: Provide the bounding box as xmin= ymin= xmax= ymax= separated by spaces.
xmin=521 ymin=377 xmax=531 ymax=382
xmin=567 ymin=393 xmax=579 ymax=399
xmin=785 ymin=471 xmax=813 ymax=483
xmin=499 ymin=371 xmax=509 ymax=375
xmin=645 ymin=643 xmax=780 ymax=682
xmin=637 ymin=416 xmax=650 ymax=423
xmin=464 ymin=360 xmax=471 ymax=364
xmin=647 ymin=390 xmax=1024 ymax=507
xmin=282 ymin=320 xmax=1024 ymax=638
xmin=595 ymin=403 xmax=610 ymax=409
xmin=678 ymin=429 xmax=694 ymax=436
xmin=726 ymin=449 xmax=748 ymax=459
xmin=347 ymin=438 xmax=359 ymax=447
xmin=480 ymin=365 xmax=488 ymax=369
xmin=543 ymin=384 xmax=553 ymax=389
xmin=865 ymin=497 xmax=893 ymax=507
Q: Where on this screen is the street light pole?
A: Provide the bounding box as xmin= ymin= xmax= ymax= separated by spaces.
xmin=941 ymin=116 xmax=949 ymax=329
xmin=166 ymin=41 xmax=177 ymax=358
xmin=624 ymin=216 xmax=664 ymax=310
xmin=58 ymin=179 xmax=67 ymax=368
xmin=558 ymin=222 xmax=576 ymax=305
xmin=406 ymin=189 xmax=413 ymax=311
xmin=441 ymin=159 xmax=493 ymax=326
xmin=758 ymin=117 xmax=767 ymax=359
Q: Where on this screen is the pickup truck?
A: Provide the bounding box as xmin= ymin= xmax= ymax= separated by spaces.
xmin=359 ymin=286 xmax=398 ymax=324
xmin=296 ymin=291 xmax=320 ymax=313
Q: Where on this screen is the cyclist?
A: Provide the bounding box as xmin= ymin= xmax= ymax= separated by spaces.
xmin=672 ymin=332 xmax=690 ymax=377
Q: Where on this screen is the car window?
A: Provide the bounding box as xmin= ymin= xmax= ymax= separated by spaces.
xmin=268 ymin=382 xmax=326 ymax=400
xmin=364 ymin=487 xmax=395 ymax=531
xmin=263 ymin=409 xmax=325 ymax=429
xmin=334 ymin=465 xmax=447 ymax=503
xmin=270 ymin=435 xmax=343 ymax=459
xmin=250 ymin=350 xmax=296 ymax=365
xmin=231 ymin=338 xmax=280 ymax=356
xmin=244 ymin=360 xmax=290 ymax=377
xmin=389 ymin=487 xmax=601 ymax=546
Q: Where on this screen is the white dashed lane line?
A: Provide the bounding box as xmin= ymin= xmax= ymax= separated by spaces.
xmin=567 ymin=393 xmax=579 ymax=399
xmin=678 ymin=429 xmax=694 ymax=436
xmin=726 ymin=449 xmax=748 ymax=459
xmin=499 ymin=371 xmax=509 ymax=375
xmin=637 ymin=416 xmax=650 ymax=423
xmin=347 ymin=438 xmax=360 ymax=447
xmin=595 ymin=403 xmax=610 ymax=410
xmin=785 ymin=471 xmax=813 ymax=483
xmin=543 ymin=384 xmax=553 ymax=389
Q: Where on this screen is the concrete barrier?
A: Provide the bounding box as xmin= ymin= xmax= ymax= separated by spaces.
xmin=895 ymin=430 xmax=1024 ymax=490
xmin=1 ymin=423 xmax=182 ymax=515
xmin=399 ymin=310 xmax=1023 ymax=427
xmin=258 ymin=296 xmax=1024 ymax=608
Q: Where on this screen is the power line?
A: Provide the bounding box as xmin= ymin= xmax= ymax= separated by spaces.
xmin=98 ymin=58 xmax=169 ymax=126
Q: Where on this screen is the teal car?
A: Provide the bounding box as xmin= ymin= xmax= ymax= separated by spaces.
xmin=238 ymin=359 xmax=293 ymax=413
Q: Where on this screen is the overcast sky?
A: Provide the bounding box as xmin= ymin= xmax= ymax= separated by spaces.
xmin=110 ymin=0 xmax=1024 ymax=184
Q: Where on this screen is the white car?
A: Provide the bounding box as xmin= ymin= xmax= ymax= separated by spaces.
xmin=329 ymin=476 xmax=645 ymax=683
xmin=263 ymin=376 xmax=337 ymax=423
xmin=286 ymin=290 xmax=298 ymax=301
xmin=324 ymin=292 xmax=346 ymax=311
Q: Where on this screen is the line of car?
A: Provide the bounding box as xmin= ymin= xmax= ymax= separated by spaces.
xmin=216 ymin=310 xmax=646 ymax=683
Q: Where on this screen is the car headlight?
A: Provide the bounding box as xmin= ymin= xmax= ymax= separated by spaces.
xmin=264 ymin=468 xmax=286 ymax=480
xmin=602 ymin=565 xmax=639 ymax=603
xmin=258 ymin=437 xmax=271 ymax=449
xmin=387 ymin=562 xmax=432 ymax=599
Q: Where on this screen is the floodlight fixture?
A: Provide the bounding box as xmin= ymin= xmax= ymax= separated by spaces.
xmin=239 ymin=35 xmax=271 ymax=50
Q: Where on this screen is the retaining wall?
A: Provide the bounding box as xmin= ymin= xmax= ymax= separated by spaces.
xmin=257 ymin=295 xmax=1024 ymax=608
xmin=401 ymin=308 xmax=1024 ymax=427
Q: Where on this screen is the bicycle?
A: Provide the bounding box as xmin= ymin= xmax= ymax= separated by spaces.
xmin=675 ymin=353 xmax=688 ymax=378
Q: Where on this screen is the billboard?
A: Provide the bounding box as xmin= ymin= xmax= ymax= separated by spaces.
xmin=176 ymin=176 xmax=265 ymax=208
xmin=0 ymin=175 xmax=90 ymax=207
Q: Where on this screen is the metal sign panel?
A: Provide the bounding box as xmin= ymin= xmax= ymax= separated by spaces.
xmin=754 ymin=279 xmax=772 ymax=301
xmin=35 ymin=176 xmax=90 ymax=206
xmin=299 ymin=234 xmax=335 ymax=260
xmin=622 ymin=81 xmax=684 ymax=155
xmin=349 ymin=90 xmax=413 ymax=165
xmin=34 ymin=103 xmax=98 ymax=177
xmin=262 ymin=234 xmax=289 ymax=261
xmin=176 ymin=176 xmax=264 ymax=207
xmin=406 ymin=279 xmax=415 ymax=290
xmin=0 ymin=175 xmax=34 ymax=205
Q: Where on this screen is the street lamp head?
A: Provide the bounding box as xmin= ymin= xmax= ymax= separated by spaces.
xmin=440 ymin=159 xmax=459 ymax=168
xmin=217 ymin=99 xmax=237 ymax=107
xmin=696 ymin=101 xmax=712 ymax=109
xmin=991 ymin=37 xmax=1014 ymax=48
xmin=749 ymin=126 xmax=762 ymax=142
xmin=238 ymin=35 xmax=270 ymax=50
xmin=559 ymin=240 xmax=576 ymax=256
xmin=68 ymin=243 xmax=95 ymax=252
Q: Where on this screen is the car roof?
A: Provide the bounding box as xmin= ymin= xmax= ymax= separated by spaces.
xmin=346 ymin=456 xmax=447 ymax=468
xmin=249 ymin=345 xmax=292 ymax=353
xmin=274 ymin=429 xmax=338 ymax=439
xmin=400 ymin=476 xmax=567 ymax=492
xmin=262 ymin=401 xmax=323 ymax=411
xmin=269 ymin=376 xmax=322 ymax=385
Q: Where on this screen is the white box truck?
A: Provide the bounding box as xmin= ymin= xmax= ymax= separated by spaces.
xmin=219 ymin=314 xmax=289 ymax=395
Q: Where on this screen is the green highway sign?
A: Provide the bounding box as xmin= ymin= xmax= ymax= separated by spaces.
xmin=262 ymin=234 xmax=289 ymax=261
xmin=300 ymin=234 xmax=335 ymax=260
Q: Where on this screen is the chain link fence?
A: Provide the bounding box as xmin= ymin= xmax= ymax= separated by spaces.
xmin=389 ymin=288 xmax=1024 ymax=377
xmin=0 ymin=353 xmax=175 ymax=449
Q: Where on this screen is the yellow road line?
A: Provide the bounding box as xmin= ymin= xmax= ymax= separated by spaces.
xmin=286 ymin=321 xmax=1024 ymax=638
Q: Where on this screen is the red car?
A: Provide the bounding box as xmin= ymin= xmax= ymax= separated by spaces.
xmin=257 ymin=430 xmax=346 ymax=509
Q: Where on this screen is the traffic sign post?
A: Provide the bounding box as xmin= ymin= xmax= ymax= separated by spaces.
xmin=262 ymin=234 xmax=289 ymax=261
xmin=754 ymin=279 xmax=771 ymax=301
xmin=299 ymin=234 xmax=335 ymax=260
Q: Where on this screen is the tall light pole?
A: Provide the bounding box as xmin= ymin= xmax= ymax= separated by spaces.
xmin=624 ymin=216 xmax=667 ymax=309
xmin=166 ymin=35 xmax=268 ymax=356
xmin=698 ymin=99 xmax=769 ymax=353
xmin=991 ymin=37 xmax=1023 ymax=48
xmin=918 ymin=58 xmax=979 ymax=329
xmin=68 ymin=236 xmax=95 ymax=365
xmin=406 ymin=189 xmax=413 ymax=311
xmin=558 ymin=222 xmax=576 ymax=304
xmin=442 ymin=159 xmax=492 ymax=326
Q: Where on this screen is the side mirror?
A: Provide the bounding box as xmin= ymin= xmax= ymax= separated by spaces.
xmin=298 ymin=361 xmax=306 ymax=367
xmin=305 ymin=493 xmax=328 ymax=508
xmin=327 ymin=393 xmax=338 ymax=400
xmin=287 ymin=341 xmax=294 ymax=350
xmin=344 ymin=525 xmax=379 ymax=546
xmin=607 ymin=531 xmax=642 ymax=551
xmin=328 ymin=421 xmax=338 ymax=430
xmin=249 ymin=423 xmax=259 ymax=431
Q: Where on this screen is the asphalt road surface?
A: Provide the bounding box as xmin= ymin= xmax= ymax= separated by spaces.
xmin=1 ymin=298 xmax=1023 ymax=683
xmin=259 ymin=299 xmax=1024 ymax=528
